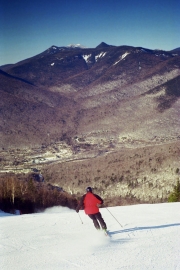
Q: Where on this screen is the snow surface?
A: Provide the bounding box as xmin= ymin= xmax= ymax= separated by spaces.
xmin=82 ymin=54 xmax=91 ymax=63
xmin=1 ymin=203 xmax=180 ymax=270
xmin=113 ymin=52 xmax=130 ymax=65
xmin=121 ymin=52 xmax=130 ymax=59
xmin=95 ymin=52 xmax=107 ymax=61
xmin=67 ymin=44 xmax=85 ymax=48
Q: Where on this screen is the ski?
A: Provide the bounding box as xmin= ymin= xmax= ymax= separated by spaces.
xmin=103 ymin=229 xmax=110 ymax=237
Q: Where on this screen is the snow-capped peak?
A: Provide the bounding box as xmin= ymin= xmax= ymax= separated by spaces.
xmin=67 ymin=44 xmax=86 ymax=49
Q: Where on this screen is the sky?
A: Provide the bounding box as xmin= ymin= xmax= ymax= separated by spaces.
xmin=0 ymin=0 xmax=179 ymax=65
xmin=1 ymin=203 xmax=180 ymax=269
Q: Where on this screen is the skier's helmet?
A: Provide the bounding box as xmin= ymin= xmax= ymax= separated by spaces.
xmin=86 ymin=187 xmax=92 ymax=193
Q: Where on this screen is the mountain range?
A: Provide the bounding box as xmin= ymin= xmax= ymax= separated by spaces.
xmin=0 ymin=42 xmax=180 ymax=204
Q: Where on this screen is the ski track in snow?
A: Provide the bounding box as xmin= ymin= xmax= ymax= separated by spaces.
xmin=1 ymin=203 xmax=180 ymax=270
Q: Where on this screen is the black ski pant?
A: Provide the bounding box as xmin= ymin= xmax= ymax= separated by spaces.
xmin=88 ymin=212 xmax=107 ymax=230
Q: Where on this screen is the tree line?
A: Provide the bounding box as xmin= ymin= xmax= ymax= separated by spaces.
xmin=0 ymin=174 xmax=78 ymax=214
xmin=0 ymin=173 xmax=179 ymax=215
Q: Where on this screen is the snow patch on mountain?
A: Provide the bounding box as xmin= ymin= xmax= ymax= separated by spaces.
xmin=155 ymin=53 xmax=170 ymax=57
xmin=82 ymin=54 xmax=91 ymax=63
xmin=113 ymin=52 xmax=130 ymax=65
xmin=122 ymin=52 xmax=130 ymax=59
xmin=95 ymin=52 xmax=107 ymax=62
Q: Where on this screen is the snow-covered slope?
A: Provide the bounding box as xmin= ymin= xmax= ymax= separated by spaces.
xmin=1 ymin=203 xmax=180 ymax=270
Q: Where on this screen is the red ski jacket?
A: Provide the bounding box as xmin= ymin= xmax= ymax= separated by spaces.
xmin=76 ymin=192 xmax=103 ymax=215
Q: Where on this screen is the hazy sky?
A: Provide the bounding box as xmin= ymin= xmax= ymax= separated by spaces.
xmin=0 ymin=0 xmax=179 ymax=65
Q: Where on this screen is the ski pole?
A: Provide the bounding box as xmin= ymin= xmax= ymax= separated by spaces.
xmin=106 ymin=207 xmax=123 ymax=228
xmin=78 ymin=212 xmax=83 ymax=224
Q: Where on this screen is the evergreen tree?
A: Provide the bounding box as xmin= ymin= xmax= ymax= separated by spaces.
xmin=168 ymin=180 xmax=180 ymax=202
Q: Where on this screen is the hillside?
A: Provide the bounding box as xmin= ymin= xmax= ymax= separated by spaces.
xmin=0 ymin=43 xmax=180 ymax=203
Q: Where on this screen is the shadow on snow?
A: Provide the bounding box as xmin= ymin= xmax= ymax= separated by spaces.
xmin=109 ymin=223 xmax=180 ymax=235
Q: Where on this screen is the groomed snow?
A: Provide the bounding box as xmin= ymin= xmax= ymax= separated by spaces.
xmin=1 ymin=203 xmax=180 ymax=270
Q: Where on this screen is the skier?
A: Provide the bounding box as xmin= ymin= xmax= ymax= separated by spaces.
xmin=76 ymin=187 xmax=107 ymax=231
